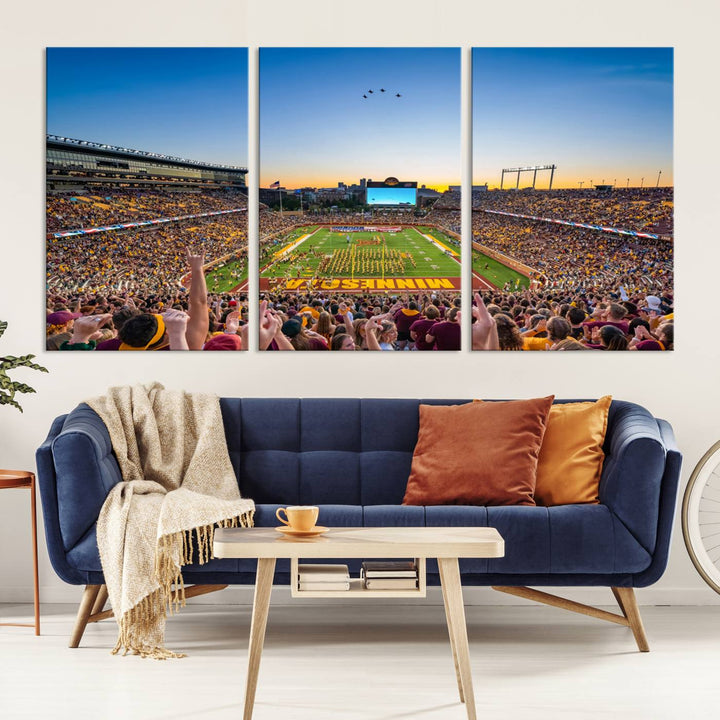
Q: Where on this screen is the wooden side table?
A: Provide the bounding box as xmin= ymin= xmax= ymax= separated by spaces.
xmin=0 ymin=470 xmax=40 ymax=635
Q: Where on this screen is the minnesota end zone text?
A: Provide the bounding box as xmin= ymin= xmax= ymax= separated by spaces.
xmin=260 ymin=277 xmax=461 ymax=292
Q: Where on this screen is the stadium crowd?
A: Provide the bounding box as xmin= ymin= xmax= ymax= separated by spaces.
xmin=46 ymin=187 xmax=249 ymax=351
xmin=47 ymin=245 xmax=249 ymax=352
xmin=47 ymin=215 xmax=247 ymax=297
xmin=473 ymin=187 xmax=673 ymax=236
xmin=467 ymin=188 xmax=674 ymax=351
xmin=473 ymin=214 xmax=673 ymax=297
xmin=469 ymin=289 xmax=673 ymax=352
xmin=47 ymin=188 xmax=247 ymax=233
xmin=258 ymin=291 xmax=461 ymax=351
xmin=46 ymin=184 xmax=673 ymax=353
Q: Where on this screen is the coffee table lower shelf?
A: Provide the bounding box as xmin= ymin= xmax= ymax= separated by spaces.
xmin=290 ymin=556 xmax=427 ymax=598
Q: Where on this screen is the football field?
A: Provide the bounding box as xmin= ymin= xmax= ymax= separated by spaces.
xmin=259 ymin=225 xmax=461 ymax=293
xmin=472 ymin=249 xmax=530 ymax=291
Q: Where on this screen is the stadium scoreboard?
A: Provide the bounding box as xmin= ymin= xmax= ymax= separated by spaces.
xmin=366 ymin=177 xmax=417 ymax=207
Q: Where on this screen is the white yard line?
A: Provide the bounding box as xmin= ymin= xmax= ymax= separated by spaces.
xmin=413 ymin=226 xmax=459 ymax=257
xmin=272 ymin=227 xmax=321 ymax=260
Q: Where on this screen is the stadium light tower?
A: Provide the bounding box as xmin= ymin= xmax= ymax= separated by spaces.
xmin=626 ymin=178 xmax=630 ymax=188
xmin=500 ymin=164 xmax=556 ymax=190
xmin=656 ymin=170 xmax=662 ymax=187
xmin=641 ymin=177 xmax=644 ymax=188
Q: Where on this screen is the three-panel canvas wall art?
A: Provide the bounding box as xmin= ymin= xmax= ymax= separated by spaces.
xmin=46 ymin=47 xmax=673 ymax=353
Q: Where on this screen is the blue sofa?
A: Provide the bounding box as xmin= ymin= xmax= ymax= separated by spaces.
xmin=36 ymin=398 xmax=681 ymax=651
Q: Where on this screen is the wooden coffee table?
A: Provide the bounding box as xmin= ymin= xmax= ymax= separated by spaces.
xmin=213 ymin=526 xmax=504 ymax=720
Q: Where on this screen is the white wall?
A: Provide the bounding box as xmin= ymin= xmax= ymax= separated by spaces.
xmin=1 ymin=0 xmax=719 ymax=607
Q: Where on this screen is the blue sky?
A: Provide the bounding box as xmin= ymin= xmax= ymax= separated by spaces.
xmin=473 ymin=48 xmax=673 ymax=188
xmin=46 ymin=48 xmax=248 ymax=166
xmin=260 ymin=48 xmax=460 ymax=189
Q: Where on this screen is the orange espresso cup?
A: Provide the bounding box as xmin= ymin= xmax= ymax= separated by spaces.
xmin=276 ymin=505 xmax=319 ymax=531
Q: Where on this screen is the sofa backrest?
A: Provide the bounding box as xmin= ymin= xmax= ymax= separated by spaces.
xmin=220 ymin=398 xmax=471 ymax=505
xmin=44 ymin=398 xmax=652 ymax=561
xmin=219 ymin=397 xmax=638 ymax=506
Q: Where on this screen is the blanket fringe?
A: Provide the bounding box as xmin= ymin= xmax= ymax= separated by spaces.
xmin=113 ymin=589 xmax=186 ymax=660
xmin=113 ymin=510 xmax=254 ymax=659
xmin=155 ymin=509 xmax=255 ymax=618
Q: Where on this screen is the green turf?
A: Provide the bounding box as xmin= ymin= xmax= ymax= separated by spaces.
xmin=260 ymin=226 xmax=461 ymax=279
xmin=472 ymin=250 xmax=530 ymax=290
xmin=416 ymin=225 xmax=460 ymax=248
xmin=205 ymin=261 xmax=248 ymax=293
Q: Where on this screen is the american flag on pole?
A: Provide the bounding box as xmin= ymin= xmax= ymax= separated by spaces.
xmin=270 ymin=180 xmax=280 ymax=188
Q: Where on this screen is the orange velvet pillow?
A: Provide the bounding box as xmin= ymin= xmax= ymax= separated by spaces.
xmin=533 ymin=396 xmax=612 ymax=506
xmin=402 ymin=396 xmax=555 ymax=507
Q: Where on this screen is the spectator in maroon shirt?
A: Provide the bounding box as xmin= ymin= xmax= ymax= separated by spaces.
xmin=426 ymin=306 xmax=460 ymax=351
xmin=630 ymin=321 xmax=673 ymax=351
xmin=410 ymin=305 xmax=440 ymax=351
xmin=393 ymin=301 xmax=421 ymax=350
xmin=583 ymin=303 xmax=630 ymax=335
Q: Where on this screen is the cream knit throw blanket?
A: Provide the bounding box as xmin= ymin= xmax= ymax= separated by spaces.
xmin=87 ymin=383 xmax=254 ymax=659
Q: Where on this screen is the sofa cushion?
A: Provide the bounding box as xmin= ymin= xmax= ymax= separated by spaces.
xmin=425 ymin=504 xmax=650 ymax=574
xmin=534 ymin=396 xmax=612 ymax=506
xmin=402 ymin=397 xmax=554 ymax=507
xmin=64 ymin=502 xmax=652 ymax=579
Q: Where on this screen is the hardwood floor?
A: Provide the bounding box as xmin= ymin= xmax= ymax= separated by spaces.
xmin=0 ymin=602 xmax=716 ymax=719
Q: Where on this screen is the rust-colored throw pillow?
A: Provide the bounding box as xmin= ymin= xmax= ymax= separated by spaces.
xmin=402 ymin=396 xmax=555 ymax=507
xmin=533 ymin=396 xmax=612 ymax=506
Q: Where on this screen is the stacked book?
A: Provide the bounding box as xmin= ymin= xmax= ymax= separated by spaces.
xmin=297 ymin=563 xmax=350 ymax=591
xmin=361 ymin=560 xmax=418 ymax=590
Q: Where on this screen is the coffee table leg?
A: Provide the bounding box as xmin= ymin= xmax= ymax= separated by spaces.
xmin=244 ymin=557 xmax=276 ymax=720
xmin=438 ymin=560 xmax=465 ymax=703
xmin=438 ymin=558 xmax=476 ymax=720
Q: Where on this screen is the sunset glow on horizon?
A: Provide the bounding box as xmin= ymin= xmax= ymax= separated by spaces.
xmin=263 ymin=176 xmax=455 ymax=192
xmin=473 ymin=48 xmax=674 ymax=189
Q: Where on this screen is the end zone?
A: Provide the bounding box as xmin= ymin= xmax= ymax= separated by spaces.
xmin=259 ymin=276 xmax=461 ymax=293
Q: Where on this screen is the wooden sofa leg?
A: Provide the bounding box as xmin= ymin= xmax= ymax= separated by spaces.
xmin=79 ymin=583 xmax=230 ymax=633
xmin=612 ymin=587 xmax=649 ymax=652
xmin=69 ymin=584 xmax=101 ymax=648
xmin=70 ymin=583 xmax=229 ymax=648
xmin=90 ymin=585 xmax=108 ymax=616
xmin=492 ymin=586 xmax=650 ymax=652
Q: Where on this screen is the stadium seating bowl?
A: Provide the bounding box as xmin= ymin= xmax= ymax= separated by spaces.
xmin=36 ymin=397 xmax=681 ymax=649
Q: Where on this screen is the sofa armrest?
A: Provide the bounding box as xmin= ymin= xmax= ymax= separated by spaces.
xmin=630 ymin=418 xmax=682 ymax=587
xmin=37 ymin=413 xmax=92 ymax=584
xmin=45 ymin=404 xmax=122 ymax=555
xmin=599 ymin=401 xmax=668 ymax=556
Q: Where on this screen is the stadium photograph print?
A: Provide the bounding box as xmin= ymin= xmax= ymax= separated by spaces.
xmin=258 ymin=47 xmax=462 ymax=352
xmin=46 ymin=48 xmax=249 ymax=351
xmin=471 ymin=48 xmax=673 ymax=352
